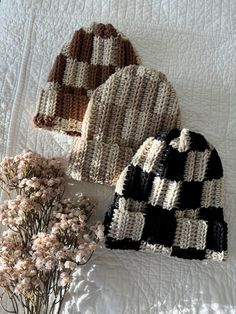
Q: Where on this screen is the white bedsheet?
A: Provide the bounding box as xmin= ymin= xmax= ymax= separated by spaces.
xmin=0 ymin=0 xmax=236 ymax=313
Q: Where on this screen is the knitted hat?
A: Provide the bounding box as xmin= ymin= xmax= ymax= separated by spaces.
xmin=104 ymin=128 xmax=228 ymax=261
xmin=33 ymin=23 xmax=139 ymax=135
xmin=68 ymin=65 xmax=181 ymax=186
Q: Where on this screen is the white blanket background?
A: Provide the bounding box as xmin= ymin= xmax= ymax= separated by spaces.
xmin=0 ymin=1 xmax=236 ymax=313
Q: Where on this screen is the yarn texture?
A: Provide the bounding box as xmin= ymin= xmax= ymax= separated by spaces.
xmin=68 ymin=65 xmax=181 ymax=186
xmin=104 ymin=128 xmax=228 ymax=261
xmin=33 ymin=23 xmax=139 ymax=135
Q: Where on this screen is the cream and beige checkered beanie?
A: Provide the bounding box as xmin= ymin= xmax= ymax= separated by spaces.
xmin=33 ymin=23 xmax=139 ymax=135
xmin=68 ymin=65 xmax=181 ymax=186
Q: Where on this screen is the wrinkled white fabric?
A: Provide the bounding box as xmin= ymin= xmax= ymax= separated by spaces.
xmin=0 ymin=1 xmax=235 ymax=313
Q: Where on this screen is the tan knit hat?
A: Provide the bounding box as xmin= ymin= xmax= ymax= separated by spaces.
xmin=68 ymin=65 xmax=181 ymax=186
xmin=33 ymin=23 xmax=139 ymax=135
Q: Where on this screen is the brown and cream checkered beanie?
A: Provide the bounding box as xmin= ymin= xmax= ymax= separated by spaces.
xmin=68 ymin=65 xmax=181 ymax=186
xmin=33 ymin=23 xmax=139 ymax=135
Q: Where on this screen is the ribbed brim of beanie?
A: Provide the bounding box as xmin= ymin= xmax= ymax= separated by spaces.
xmin=104 ymin=128 xmax=228 ymax=261
xmin=68 ymin=65 xmax=181 ymax=186
xmin=33 ymin=22 xmax=139 ymax=135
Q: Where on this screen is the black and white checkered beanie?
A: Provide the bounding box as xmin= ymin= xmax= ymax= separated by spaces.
xmin=104 ymin=128 xmax=228 ymax=261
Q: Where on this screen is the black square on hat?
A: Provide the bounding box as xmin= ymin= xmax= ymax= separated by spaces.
xmin=188 ymin=131 xmax=209 ymax=151
xmin=178 ymin=181 xmax=203 ymax=209
xmin=122 ymin=165 xmax=155 ymax=202
xmin=205 ymin=149 xmax=223 ymax=180
xmin=206 ymin=221 xmax=228 ymax=252
xmin=162 ymin=147 xmax=187 ymax=181
xmin=141 ymin=205 xmax=176 ymax=247
xmin=171 ymin=247 xmax=205 ymax=260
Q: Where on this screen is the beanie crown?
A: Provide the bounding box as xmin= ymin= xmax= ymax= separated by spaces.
xmin=105 ymin=128 xmax=228 ymax=261
xmin=82 ymin=65 xmax=174 ymax=144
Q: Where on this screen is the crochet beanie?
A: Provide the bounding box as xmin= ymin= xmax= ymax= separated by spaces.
xmin=68 ymin=65 xmax=181 ymax=186
xmin=104 ymin=128 xmax=228 ymax=261
xmin=33 ymin=23 xmax=139 ymax=135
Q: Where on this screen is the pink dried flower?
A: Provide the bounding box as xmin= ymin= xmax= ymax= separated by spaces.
xmin=75 ymin=251 xmax=86 ymax=263
xmin=59 ymin=272 xmax=72 ymax=287
xmin=88 ymin=241 xmax=97 ymax=251
xmin=96 ymin=224 xmax=105 ymax=241
xmin=64 ymin=261 xmax=77 ymax=270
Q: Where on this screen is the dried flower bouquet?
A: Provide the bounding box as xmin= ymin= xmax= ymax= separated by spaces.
xmin=0 ymin=151 xmax=104 ymax=314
